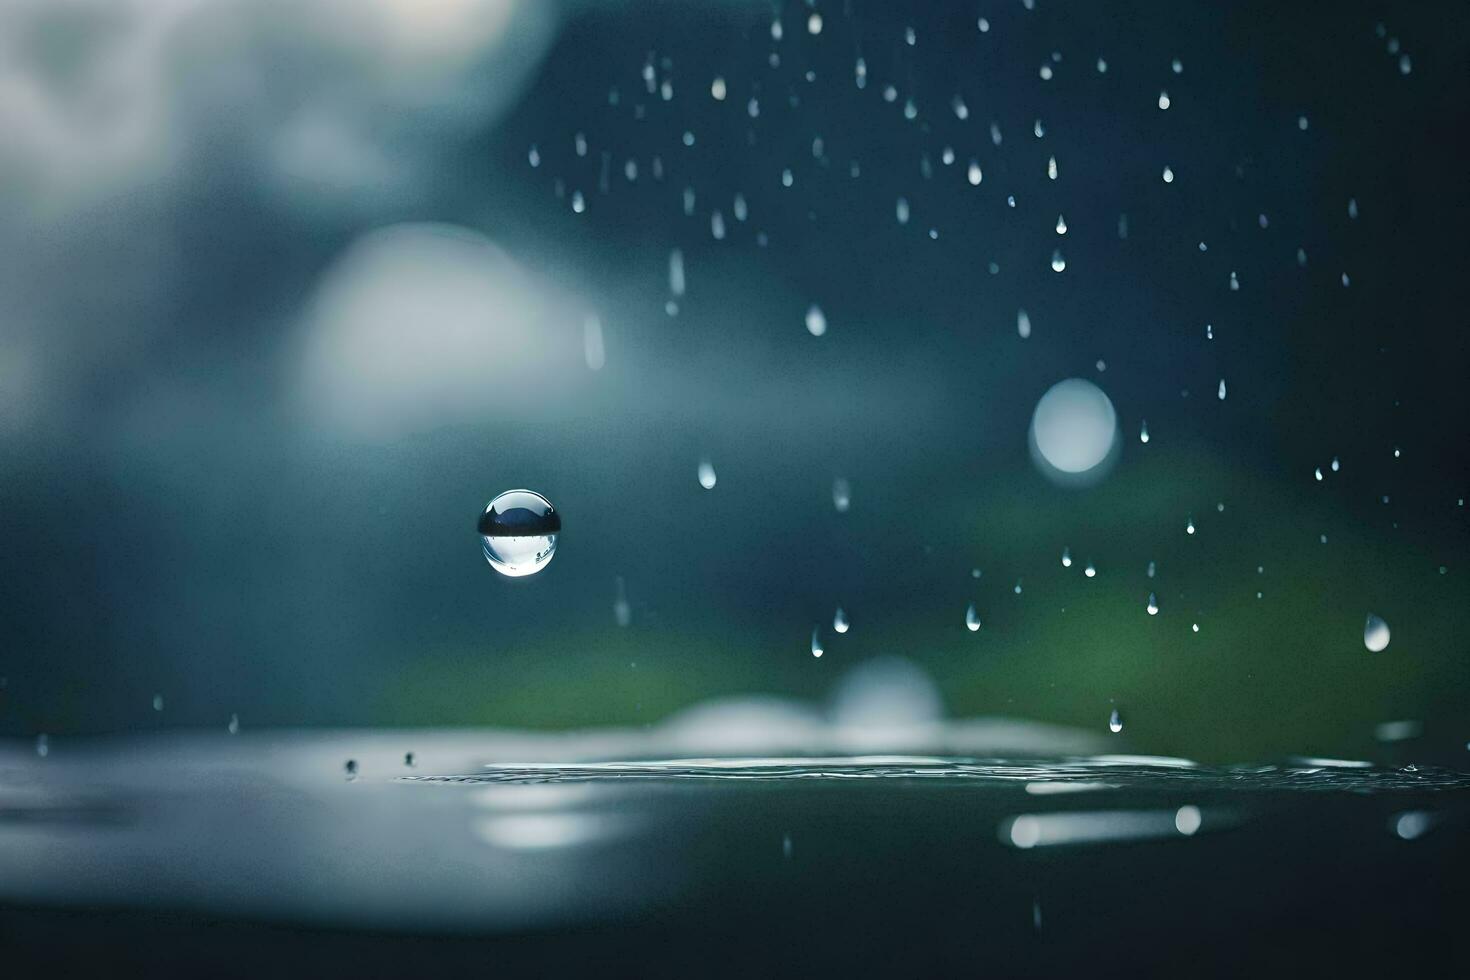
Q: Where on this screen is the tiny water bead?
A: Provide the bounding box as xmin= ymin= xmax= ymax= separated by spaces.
xmin=1147 ymin=593 xmax=1159 ymax=615
xmin=479 ymin=490 xmax=560 ymax=578
xmin=833 ymin=607 xmax=849 ymax=634
xmin=832 ymin=477 xmax=852 ymax=513
xmin=1109 ymin=709 xmax=1123 ymax=734
xmin=1083 ymin=562 xmax=1096 ymax=578
xmin=1364 ymin=614 xmax=1391 ymax=652
xmin=1061 ymin=547 xmax=1072 ymax=567
xmin=810 ymin=628 xmax=824 ymax=658
xmin=1030 ymin=378 xmax=1118 ymax=477
xmin=805 ymin=304 xmax=827 ymax=336
xmin=965 ymin=603 xmax=981 ymax=632
xmin=698 ymin=459 xmax=717 ymax=490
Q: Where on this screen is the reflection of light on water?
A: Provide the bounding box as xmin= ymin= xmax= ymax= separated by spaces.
xmin=473 ymin=784 xmax=601 ymax=811
xmin=474 ymin=813 xmax=629 ymax=850
xmin=1090 ymin=755 xmax=1198 ymax=768
xmin=1374 ymin=720 xmax=1422 ymax=743
xmin=1003 ymin=808 xmax=1206 ymax=849
xmin=1025 ymin=781 xmax=1117 ymax=795
xmin=1293 ymin=757 xmax=1373 ymax=769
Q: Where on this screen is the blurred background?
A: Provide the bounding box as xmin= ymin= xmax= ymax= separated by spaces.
xmin=1 ymin=0 xmax=1466 ymax=763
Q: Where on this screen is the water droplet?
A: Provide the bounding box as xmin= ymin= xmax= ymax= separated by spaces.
xmin=770 ymin=17 xmax=782 ymax=41
xmin=479 ymin=490 xmax=560 ymax=577
xmin=1055 ymin=214 xmax=1067 ymax=235
xmin=574 ymin=132 xmax=587 ymax=157
xmin=781 ymin=168 xmax=794 ymax=188
xmin=1172 ymin=58 xmax=1184 ymax=74
xmin=1331 ymin=456 xmax=1340 ymax=472
xmin=896 ymin=197 xmax=910 ymax=224
xmin=613 ymin=576 xmax=631 ymax=626
xmin=965 ymin=603 xmax=982 ymax=632
xmin=978 ymin=17 xmax=990 ymax=32
xmin=1034 ymin=119 xmax=1046 ymax=138
xmin=1084 ymin=562 xmax=1097 ymax=578
xmin=710 ymin=76 xmax=726 ymax=101
xmin=404 ymin=752 xmax=415 ymax=768
xmin=733 ymin=193 xmax=748 ymax=222
xmin=1175 ymin=805 xmax=1201 ymax=835
xmin=834 ymin=607 xmax=849 ymax=634
xmin=710 ymin=211 xmax=726 ymax=240
xmin=1014 ymin=580 xmax=1023 ymax=595
xmin=942 ymin=146 xmax=955 ymax=166
xmin=811 ymin=627 xmax=824 ymax=658
xmin=1017 ymin=309 xmax=1032 ymax=339
xmin=967 ymin=160 xmax=983 ymax=186
xmin=1206 ymin=323 xmax=1214 ymax=340
xmin=854 ymin=57 xmax=867 ymax=88
xmin=1229 ymin=270 xmax=1240 ymax=290
xmin=1147 ymin=561 xmax=1157 ymax=578
xmin=1314 ymin=467 xmax=1323 ymax=481
xmin=1217 ymin=379 xmax=1227 ymax=400
xmin=805 ymin=304 xmax=827 ymax=337
xmin=832 ymin=477 xmax=852 ymax=513
xmin=1039 ymin=64 xmax=1053 ymax=81
xmin=668 ymin=248 xmax=685 ymax=296
xmin=1047 ymin=156 xmax=1058 ymax=180
xmin=571 ymin=190 xmax=586 ymax=214
xmin=152 ymin=694 xmax=163 ymax=712
xmin=1191 ymin=623 xmax=1200 ymax=633
xmin=527 ymin=144 xmax=540 ymax=168
xmin=1347 ymin=198 xmax=1359 ymax=220
xmin=1364 ymin=614 xmax=1391 ymax=652
xmin=1162 ymin=166 xmax=1175 ymax=183
xmin=344 ymin=759 xmax=358 ymax=780
xmin=1186 ymin=516 xmax=1196 ymax=535
xmin=682 ymin=187 xmax=696 ymax=216
xmin=805 ymin=12 xmax=823 ymax=34
xmin=747 ymin=96 xmax=760 ymax=118
xmin=1140 ymin=420 xmax=1150 ymax=443
xmin=1108 ymin=709 xmax=1123 ymax=734
xmin=1158 ymin=90 xmax=1171 ymax=110
xmin=783 ymin=832 xmax=794 ymax=857
xmin=1298 ymin=115 xmax=1309 ymax=131
xmin=903 ymin=98 xmax=918 ymax=121
xmin=990 ymin=122 xmax=1003 ymax=146
xmin=1398 ymin=54 xmax=1412 ymax=75
xmin=1030 ymin=378 xmax=1118 ymax=476
xmin=36 ymin=734 xmax=49 ymax=757
xmin=1061 ymin=547 xmax=1072 ymax=568
xmin=1096 ymin=57 xmax=1108 ymax=73
xmin=1147 ymin=593 xmax=1159 ymax=615
xmin=1051 ymin=249 xmax=1066 ymax=272
xmin=697 ymin=459 xmax=717 ymax=490
xmin=952 ymin=95 xmax=969 ymax=120
xmin=227 ymin=713 xmax=240 ymax=735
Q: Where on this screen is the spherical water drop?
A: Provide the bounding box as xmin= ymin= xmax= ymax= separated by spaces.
xmin=810 ymin=628 xmax=824 ymax=658
xmin=1186 ymin=517 xmax=1196 ymax=535
xmin=1096 ymin=57 xmax=1108 ymax=73
xmin=1047 ymin=156 xmax=1058 ymax=180
xmin=1158 ymin=91 xmax=1170 ymax=110
xmin=965 ymin=603 xmax=981 ymax=632
xmin=1147 ymin=593 xmax=1159 ymax=615
xmin=527 ymin=144 xmax=540 ymax=168
xmin=1314 ymin=467 xmax=1323 ymax=481
xmin=571 ymin=191 xmax=586 ymax=214
xmin=1061 ymin=547 xmax=1072 ymax=567
xmin=967 ymin=160 xmax=983 ymax=186
xmin=697 ymin=459 xmax=717 ymax=490
xmin=1108 ymin=709 xmax=1123 ymax=734
xmin=1017 ymin=308 xmax=1032 ymax=339
xmin=1331 ymin=456 xmax=1340 ymax=472
xmin=896 ymin=197 xmax=910 ymax=224
xmin=710 ymin=77 xmax=726 ymax=101
xmin=1139 ymin=420 xmax=1150 ymax=444
xmin=805 ymin=304 xmax=827 ymax=337
xmin=1055 ymin=214 xmax=1067 ymax=235
xmin=1191 ymin=623 xmax=1200 ymax=633
xmin=1030 ymin=378 xmax=1119 ymax=477
xmin=479 ymin=490 xmax=560 ymax=578
xmin=1162 ymin=166 xmax=1175 ymax=183
xmin=1364 ymin=614 xmax=1391 ymax=652
xmin=1051 ymin=249 xmax=1066 ymax=272
xmin=834 ymin=607 xmax=849 ymax=634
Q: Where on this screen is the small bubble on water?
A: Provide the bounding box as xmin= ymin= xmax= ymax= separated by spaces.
xmin=697 ymin=459 xmax=717 ymax=490
xmin=965 ymin=603 xmax=982 ymax=632
xmin=479 ymin=490 xmax=560 ymax=578
xmin=1364 ymin=614 xmax=1391 ymax=652
xmin=1108 ymin=709 xmax=1123 ymax=734
xmin=834 ymin=607 xmax=849 ymax=634
xmin=810 ymin=628 xmax=825 ymax=658
xmin=805 ymin=304 xmax=828 ymax=337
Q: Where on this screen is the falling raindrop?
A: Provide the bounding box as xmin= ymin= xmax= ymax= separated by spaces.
xmin=1348 ymin=198 xmax=1359 ymax=220
xmin=1206 ymin=323 xmax=1214 ymax=340
xmin=1331 ymin=456 xmax=1340 ymax=472
xmin=854 ymin=57 xmax=867 ymax=88
xmin=896 ymin=197 xmax=910 ymax=224
xmin=574 ymin=132 xmax=587 ymax=157
xmin=571 ymin=191 xmax=586 ymax=214
xmin=1047 ymin=156 xmax=1058 ymax=180
xmin=733 ymin=194 xmax=748 ymax=222
xmin=710 ymin=210 xmax=726 ymax=240
xmin=1108 ymin=709 xmax=1123 ymax=734
xmin=1096 ymin=57 xmax=1108 ymax=73
xmin=1158 ymin=91 xmax=1171 ymax=110
xmin=668 ymin=248 xmax=685 ymax=296
xmin=1034 ymin=119 xmax=1046 ymax=138
xmin=806 ymin=12 xmax=823 ymax=34
xmin=227 ymin=713 xmax=240 ymax=735
xmin=967 ymin=160 xmax=982 ymax=185
xmin=903 ymin=98 xmax=918 ymax=121
xmin=1162 ymin=166 xmax=1175 ymax=183
xmin=1191 ymin=623 xmax=1200 ymax=633
xmin=682 ymin=187 xmax=696 ymax=215
xmin=834 ymin=607 xmax=849 ymax=634
xmin=711 ymin=77 xmax=726 ymax=101
xmin=698 ymin=459 xmax=717 ymax=490
xmin=479 ymin=490 xmax=560 ymax=578
xmin=1186 ymin=516 xmax=1196 ymax=535
xmin=781 ymin=168 xmax=794 ymax=188
xmin=1014 ymin=580 xmax=1023 ymax=595
xmin=1039 ymin=64 xmax=1053 ymax=81
xmin=952 ymin=95 xmax=969 ymax=120
xmin=613 ymin=576 xmax=631 ymax=626
xmin=152 ymin=694 xmax=164 ymax=712
xmin=1314 ymin=467 xmax=1323 ymax=481
xmin=1140 ymin=420 xmax=1150 ymax=443
xmin=942 ymin=146 xmax=955 ymax=165
xmin=1172 ymin=58 xmax=1184 ymax=74
xmin=1061 ymin=547 xmax=1072 ymax=568
xmin=831 ymin=477 xmax=853 ymax=514
xmin=1147 ymin=593 xmax=1159 ymax=615
xmin=1364 ymin=614 xmax=1391 ymax=652
xmin=527 ymin=144 xmax=540 ymax=168
xmin=1229 ymin=270 xmax=1240 ymax=290
xmin=1218 ymin=379 xmax=1227 ymax=400
xmin=965 ymin=603 xmax=982 ymax=632
xmin=1055 ymin=214 xmax=1067 ymax=235
xmin=811 ymin=628 xmax=824 ymax=658
xmin=1051 ymin=249 xmax=1066 ymax=273
xmin=1017 ymin=309 xmax=1032 ymax=339
xmin=805 ymin=304 xmax=828 ymax=337
xmin=344 ymin=759 xmax=358 ymax=780
xmin=990 ymin=122 xmax=1003 ymax=146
